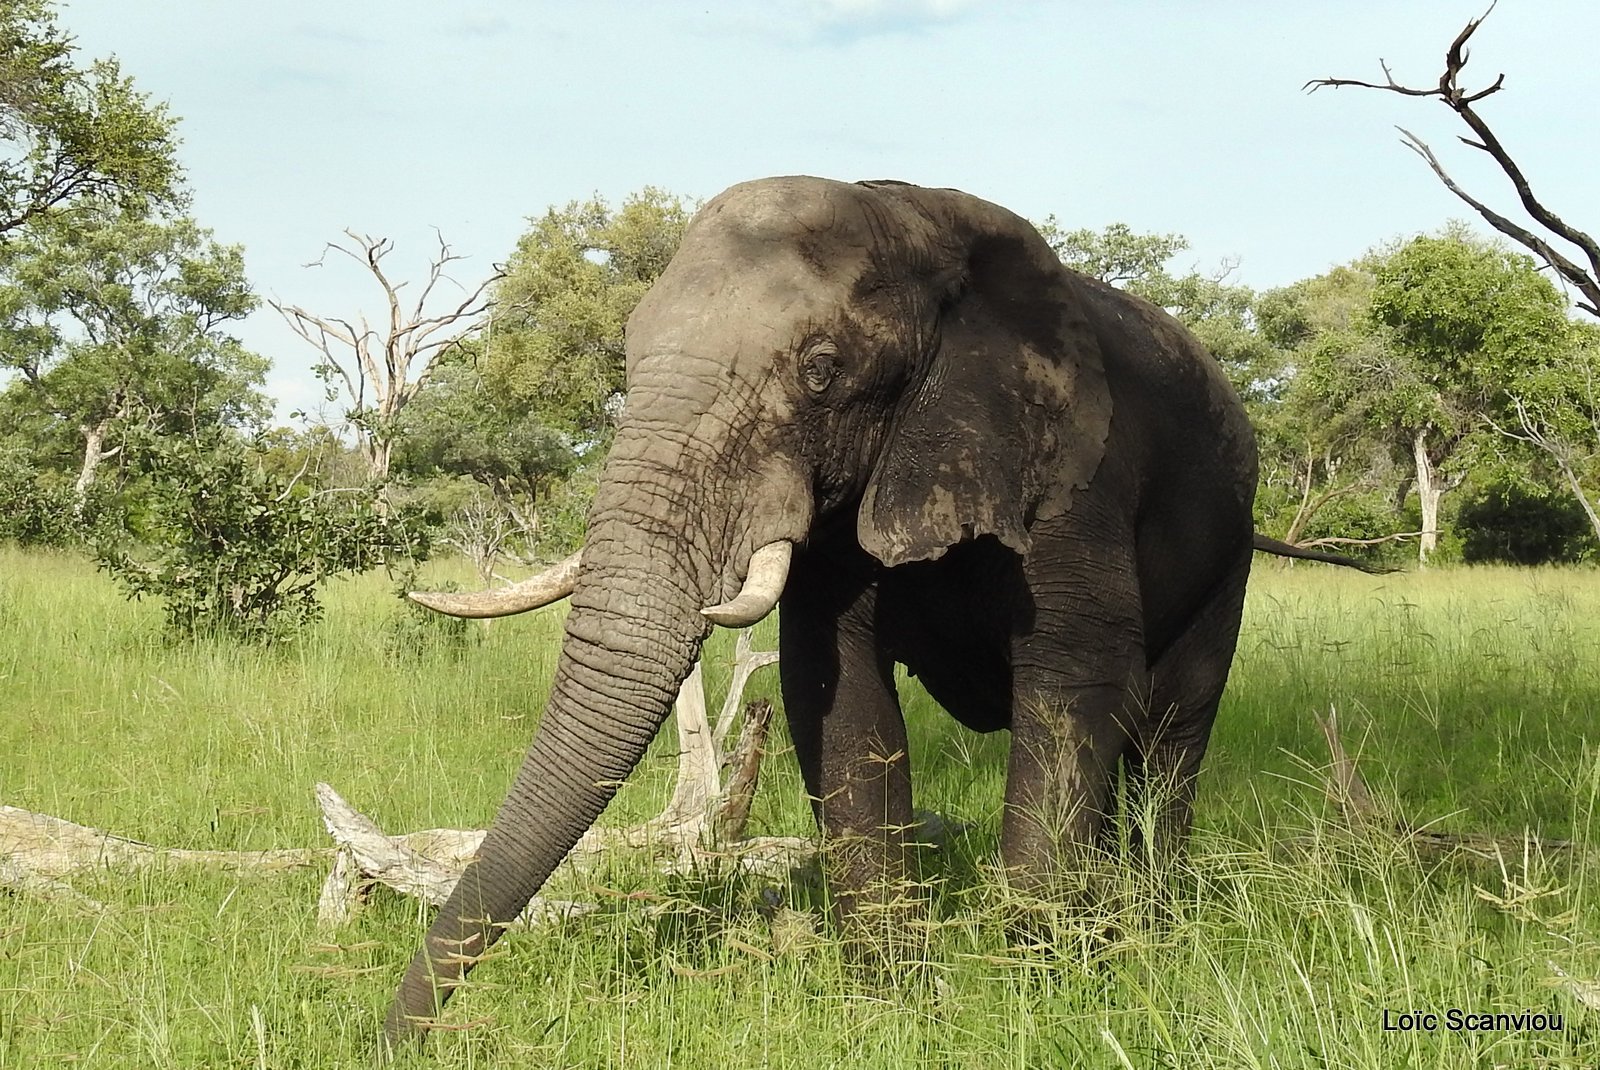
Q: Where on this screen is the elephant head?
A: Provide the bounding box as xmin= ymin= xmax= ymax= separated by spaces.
xmin=383 ymin=176 xmax=1114 ymax=1046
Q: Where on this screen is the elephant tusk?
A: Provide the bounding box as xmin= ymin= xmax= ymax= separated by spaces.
xmin=701 ymin=541 xmax=792 ymax=627
xmin=408 ymin=551 xmax=582 ymax=619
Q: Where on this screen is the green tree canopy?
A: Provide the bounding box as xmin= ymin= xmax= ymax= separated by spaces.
xmin=1367 ymin=227 xmax=1571 ymax=434
xmin=0 ymin=0 xmax=180 ymax=237
xmin=1261 ymin=227 xmax=1577 ymax=562
xmin=0 ymin=204 xmax=266 ymax=501
xmin=395 ymin=354 xmax=579 ymax=508
xmin=1036 ymin=219 xmax=1187 ymax=288
xmin=483 ymin=187 xmax=694 ymax=441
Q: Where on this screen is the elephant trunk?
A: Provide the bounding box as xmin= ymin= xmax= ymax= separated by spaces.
xmin=382 ymin=486 xmax=714 ymax=1047
xmin=374 ymin=404 xmax=812 ymax=1049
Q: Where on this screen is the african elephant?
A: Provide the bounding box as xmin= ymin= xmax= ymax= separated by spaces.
xmin=384 ymin=176 xmax=1265 ymax=1048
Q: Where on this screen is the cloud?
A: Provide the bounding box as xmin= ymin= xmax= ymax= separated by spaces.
xmin=800 ymin=0 xmax=987 ymax=42
xmin=290 ymin=22 xmax=381 ymax=49
xmin=255 ymin=63 xmax=348 ymax=93
xmin=446 ymin=11 xmax=514 ymax=39
xmin=709 ymin=0 xmax=1012 ymax=48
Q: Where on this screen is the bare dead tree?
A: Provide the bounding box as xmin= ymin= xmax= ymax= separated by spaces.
xmin=443 ymin=494 xmax=544 ymax=588
xmin=1487 ymin=393 xmax=1600 ymax=544
xmin=1306 ymin=2 xmax=1600 ymax=317
xmin=271 ymin=231 xmax=502 ymax=482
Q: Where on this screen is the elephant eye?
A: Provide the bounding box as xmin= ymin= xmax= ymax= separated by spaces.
xmin=800 ymin=345 xmax=838 ymax=394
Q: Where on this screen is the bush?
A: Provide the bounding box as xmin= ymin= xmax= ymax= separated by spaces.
xmin=95 ymin=431 xmax=429 ymax=641
xmin=0 ymin=455 xmax=82 ymax=548
xmin=383 ymin=566 xmax=474 ymax=659
xmin=1458 ymin=479 xmax=1595 ymax=565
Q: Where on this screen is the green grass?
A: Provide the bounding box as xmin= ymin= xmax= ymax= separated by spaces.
xmin=4 ymin=547 xmax=1600 ymax=1067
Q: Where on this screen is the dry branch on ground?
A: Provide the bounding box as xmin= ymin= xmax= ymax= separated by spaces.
xmin=0 ymin=630 xmax=814 ymax=926
xmin=0 ymin=804 xmax=328 ymax=908
xmin=313 ymin=630 xmax=812 ymax=927
xmin=1315 ymin=705 xmax=1572 ymax=857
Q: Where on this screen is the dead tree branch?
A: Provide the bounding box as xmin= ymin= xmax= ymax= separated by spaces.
xmin=1315 ymin=706 xmax=1572 ymax=857
xmin=1486 ymin=397 xmax=1600 ymax=543
xmin=1306 ymin=2 xmax=1600 ymax=316
xmin=1297 ymin=530 xmax=1432 ymax=550
xmin=270 ymin=231 xmax=503 ymax=480
xmin=313 ymin=634 xmax=808 ymax=928
xmin=0 ymin=804 xmax=328 ymax=908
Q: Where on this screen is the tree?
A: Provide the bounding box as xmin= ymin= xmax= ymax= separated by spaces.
xmin=0 ymin=204 xmax=266 ymax=509
xmin=1253 ymin=264 xmax=1403 ymax=549
xmin=0 ymin=0 xmax=180 ymax=237
xmin=271 ymin=231 xmax=500 ymax=483
xmin=1487 ymin=325 xmax=1600 ymax=543
xmin=0 ymin=444 xmax=76 ymax=546
xmin=255 ymin=423 xmax=370 ymax=494
xmin=393 ymin=354 xmax=582 ymax=569
xmin=483 ymin=188 xmax=693 ymax=442
xmin=1255 ymin=233 xmax=1572 ymax=565
xmin=1365 ymin=228 xmax=1571 ymax=561
xmin=1039 ymin=220 xmax=1280 ymax=407
xmin=1036 ymin=219 xmax=1187 ymax=287
xmin=398 ymin=187 xmax=694 ymax=571
xmin=1308 ymin=3 xmax=1600 ymax=317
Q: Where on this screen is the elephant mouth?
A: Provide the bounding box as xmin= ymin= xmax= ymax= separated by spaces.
xmin=409 ymin=539 xmax=794 ymax=626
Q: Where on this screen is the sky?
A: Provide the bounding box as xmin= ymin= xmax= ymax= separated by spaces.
xmin=55 ymin=0 xmax=1600 ymax=426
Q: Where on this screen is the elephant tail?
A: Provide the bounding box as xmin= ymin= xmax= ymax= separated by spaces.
xmin=1251 ymin=534 xmax=1398 ymax=575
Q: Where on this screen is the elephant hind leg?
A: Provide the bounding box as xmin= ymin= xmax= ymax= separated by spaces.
xmin=1134 ymin=560 xmax=1252 ymax=845
xmin=1001 ymin=682 xmax=1142 ymax=894
xmin=1127 ymin=558 xmax=1251 ymax=867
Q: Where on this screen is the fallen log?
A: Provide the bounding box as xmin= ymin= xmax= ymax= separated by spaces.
xmin=0 ymin=805 xmax=328 ymax=880
xmin=0 ymin=630 xmax=805 ymax=919
xmin=0 ymin=803 xmax=328 ymax=907
xmin=312 ymin=629 xmax=816 ymax=928
xmin=4 ymin=627 xmax=954 ymax=925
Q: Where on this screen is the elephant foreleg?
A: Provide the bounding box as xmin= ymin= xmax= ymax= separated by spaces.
xmin=779 ymin=575 xmax=915 ymax=942
xmin=1003 ymin=531 xmax=1144 ymax=896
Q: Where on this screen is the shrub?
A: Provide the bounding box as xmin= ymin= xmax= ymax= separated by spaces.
xmin=0 ymin=455 xmax=81 ymax=548
xmin=1458 ymin=479 xmax=1595 ymax=565
xmin=95 ymin=431 xmax=429 ymax=641
xmin=383 ymin=566 xmax=474 ymax=659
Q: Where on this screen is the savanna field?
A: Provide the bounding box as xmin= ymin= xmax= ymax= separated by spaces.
xmin=6 ymin=546 xmax=1600 ymax=1068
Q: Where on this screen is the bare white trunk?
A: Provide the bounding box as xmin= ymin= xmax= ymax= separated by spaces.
xmin=367 ymin=435 xmax=392 ymax=483
xmin=1556 ymin=459 xmax=1600 ymax=546
xmin=73 ymin=419 xmax=112 ymax=513
xmin=1413 ymin=429 xmax=1442 ymax=565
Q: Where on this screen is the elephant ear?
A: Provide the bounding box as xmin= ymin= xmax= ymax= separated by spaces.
xmin=857 ymin=188 xmax=1112 ymax=568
